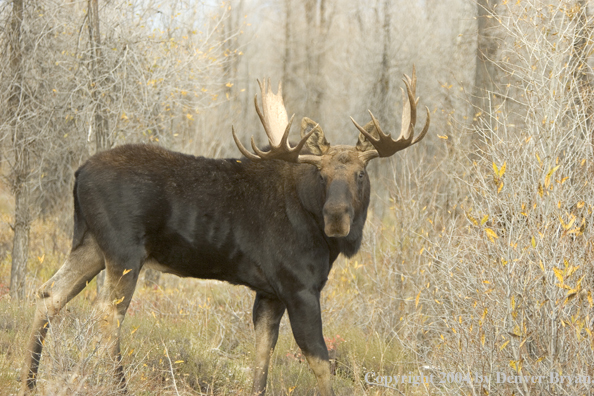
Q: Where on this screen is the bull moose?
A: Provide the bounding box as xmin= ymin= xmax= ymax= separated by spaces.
xmin=20 ymin=68 xmax=429 ymax=396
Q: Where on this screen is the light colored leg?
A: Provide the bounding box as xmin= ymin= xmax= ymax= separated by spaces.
xmin=20 ymin=235 xmax=104 ymax=395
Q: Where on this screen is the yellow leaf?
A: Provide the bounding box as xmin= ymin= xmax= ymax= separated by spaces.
xmin=226 ymin=82 xmax=233 ymax=87
xmin=498 ymin=182 xmax=504 ymax=193
xmin=438 ymin=135 xmax=448 ymax=139
xmin=499 ymin=161 xmax=507 ymax=177
xmin=121 ymin=112 xmax=128 ymax=120
xmin=513 ymin=324 xmax=521 ymax=336
xmin=553 ymin=267 xmax=563 ymax=284
xmin=128 ymin=349 xmax=134 ymax=356
xmin=485 ymin=228 xmax=498 ymax=241
xmin=493 ymin=162 xmax=499 ymax=175
xmin=186 ymin=113 xmax=194 ymax=120
xmin=174 ymin=360 xmax=184 ymax=364
xmin=531 ymin=236 xmax=536 ymax=248
xmin=481 ymin=333 xmax=485 ymax=346
xmin=565 ymin=215 xmax=576 ymax=230
xmin=481 ymin=215 xmax=489 ymax=225
xmin=538 ymin=183 xmax=543 ymax=197
xmin=113 ymin=296 xmax=125 ymax=306
xmin=466 ymin=212 xmax=478 ymax=226
xmin=547 ymin=165 xmax=560 ymax=178
xmin=500 ymin=340 xmax=510 ymax=351
xmin=415 ymin=291 xmax=421 ymax=308
xmin=123 ymin=269 xmax=132 ymax=275
xmin=545 ymin=165 xmax=560 ymax=189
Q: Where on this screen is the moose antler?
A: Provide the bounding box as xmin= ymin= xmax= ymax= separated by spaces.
xmin=232 ymin=79 xmax=320 ymax=165
xmin=351 ymin=66 xmax=430 ymax=162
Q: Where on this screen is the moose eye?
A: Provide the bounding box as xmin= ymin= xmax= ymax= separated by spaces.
xmin=358 ymin=171 xmax=365 ymax=179
xmin=319 ymin=174 xmax=326 ymax=184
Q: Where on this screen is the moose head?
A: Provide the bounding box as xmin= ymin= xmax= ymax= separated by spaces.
xmin=233 ymin=67 xmax=430 ymax=239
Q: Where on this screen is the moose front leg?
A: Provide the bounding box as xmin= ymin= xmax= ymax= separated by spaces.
xmin=285 ymin=290 xmax=334 ymax=396
xmin=251 ymin=293 xmax=285 ymax=396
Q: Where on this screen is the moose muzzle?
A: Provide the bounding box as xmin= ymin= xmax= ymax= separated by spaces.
xmin=323 ymin=180 xmax=354 ymax=238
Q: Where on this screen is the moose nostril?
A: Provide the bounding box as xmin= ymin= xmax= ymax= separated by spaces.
xmin=324 ymin=203 xmax=351 ymax=218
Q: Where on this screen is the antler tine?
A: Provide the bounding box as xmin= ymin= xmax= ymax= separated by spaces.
xmin=398 ymin=76 xmax=417 ymax=142
xmin=232 ymin=126 xmax=260 ymax=161
xmin=251 ymin=114 xmax=296 ymax=159
xmin=233 ymin=79 xmax=323 ymax=163
xmin=254 ymin=79 xmax=271 ymax=143
xmin=353 ymin=66 xmax=430 ymax=159
xmin=253 ymin=78 xmax=288 ymax=147
xmin=412 ymin=106 xmax=431 ymax=145
xmin=351 ymin=116 xmax=379 ymax=144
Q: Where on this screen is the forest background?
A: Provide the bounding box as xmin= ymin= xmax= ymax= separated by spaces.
xmin=1 ymin=0 xmax=594 ymax=394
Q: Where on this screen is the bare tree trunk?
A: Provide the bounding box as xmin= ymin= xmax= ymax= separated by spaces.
xmin=88 ymin=0 xmax=110 ymax=293
xmin=373 ymin=0 xmax=392 ymax=126
xmin=282 ymin=0 xmax=291 ymax=95
xmin=88 ymin=0 xmax=110 ymax=152
xmin=9 ymin=0 xmax=29 ymax=300
xmin=472 ymin=0 xmax=500 ymax=116
xmin=304 ymin=0 xmax=317 ymax=120
xmin=304 ymin=0 xmax=331 ymax=121
xmin=571 ymin=0 xmax=593 ymax=143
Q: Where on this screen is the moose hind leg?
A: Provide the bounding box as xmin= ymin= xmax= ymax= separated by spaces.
xmin=20 ymin=234 xmax=105 ymax=394
xmin=285 ymin=291 xmax=335 ymax=396
xmin=251 ymin=293 xmax=285 ymax=396
xmin=97 ymin=257 xmax=141 ymax=391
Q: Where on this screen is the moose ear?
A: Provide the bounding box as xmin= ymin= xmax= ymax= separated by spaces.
xmin=355 ymin=120 xmax=379 ymax=152
xmin=301 ymin=117 xmax=330 ymax=155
